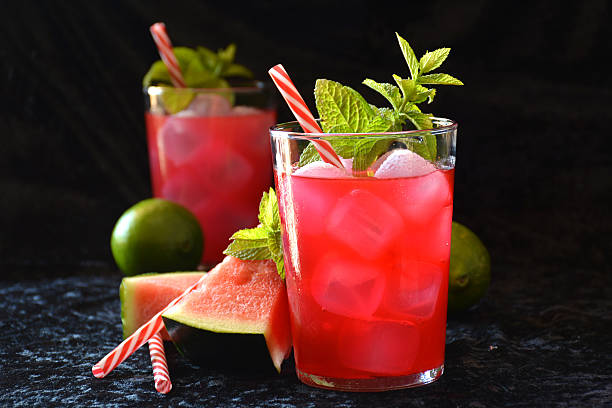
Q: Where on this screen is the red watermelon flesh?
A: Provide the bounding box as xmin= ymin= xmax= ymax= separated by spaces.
xmin=120 ymin=272 xmax=205 ymax=340
xmin=162 ymin=256 xmax=292 ymax=372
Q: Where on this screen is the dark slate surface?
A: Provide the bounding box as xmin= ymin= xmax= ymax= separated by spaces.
xmin=1 ymin=263 xmax=610 ymax=407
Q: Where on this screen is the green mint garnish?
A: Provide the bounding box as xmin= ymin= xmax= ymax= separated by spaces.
xmin=300 ymin=33 xmax=462 ymax=171
xmin=143 ymin=44 xmax=253 ymax=114
xmin=224 ymin=188 xmax=285 ymax=279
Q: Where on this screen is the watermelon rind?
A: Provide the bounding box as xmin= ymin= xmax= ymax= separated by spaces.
xmin=120 ymin=271 xmax=204 ymax=339
xmin=163 ymin=316 xmax=279 ymax=374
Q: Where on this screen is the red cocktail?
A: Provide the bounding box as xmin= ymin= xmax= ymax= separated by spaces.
xmin=271 ymin=119 xmax=457 ymax=391
xmin=145 ymin=85 xmax=275 ymax=265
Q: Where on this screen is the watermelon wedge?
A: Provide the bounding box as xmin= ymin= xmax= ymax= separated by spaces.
xmin=120 ymin=272 xmax=205 ymax=340
xmin=162 ymin=256 xmax=292 ymax=373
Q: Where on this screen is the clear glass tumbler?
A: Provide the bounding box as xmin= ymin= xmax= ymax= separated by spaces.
xmin=145 ymin=83 xmax=276 ymax=266
xmin=270 ymin=118 xmax=457 ymax=391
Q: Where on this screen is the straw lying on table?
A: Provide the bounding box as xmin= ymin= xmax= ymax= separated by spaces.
xmin=92 ymin=22 xmax=189 ymax=393
xmin=148 ymin=333 xmax=172 ymax=394
xmin=92 ymin=273 xmax=207 ymax=379
xmin=268 ymin=64 xmax=344 ymax=169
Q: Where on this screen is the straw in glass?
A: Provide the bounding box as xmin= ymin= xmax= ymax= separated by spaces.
xmin=149 ymin=22 xmax=186 ymax=88
xmin=268 ymin=64 xmax=344 ymax=169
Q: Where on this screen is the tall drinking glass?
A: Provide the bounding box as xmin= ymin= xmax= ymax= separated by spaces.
xmin=271 ymin=118 xmax=457 ymax=391
xmin=145 ymin=83 xmax=276 ymax=265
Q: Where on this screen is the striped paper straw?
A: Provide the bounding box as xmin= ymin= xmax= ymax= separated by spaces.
xmin=268 ymin=64 xmax=344 ymax=169
xmin=92 ymin=274 xmax=207 ymax=378
xmin=148 ymin=333 xmax=172 ymax=394
xmin=150 ymin=22 xmax=186 ymax=88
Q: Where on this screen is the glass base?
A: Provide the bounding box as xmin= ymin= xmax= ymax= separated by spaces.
xmin=296 ymin=364 xmax=444 ymax=392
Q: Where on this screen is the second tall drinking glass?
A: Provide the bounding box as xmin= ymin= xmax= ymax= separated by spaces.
xmin=145 ymin=83 xmax=276 ymax=265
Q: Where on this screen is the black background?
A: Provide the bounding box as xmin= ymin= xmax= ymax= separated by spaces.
xmin=2 ymin=1 xmax=611 ymax=275
xmin=1 ymin=1 xmax=612 ymax=406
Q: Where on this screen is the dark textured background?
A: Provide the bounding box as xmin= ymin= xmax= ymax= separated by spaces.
xmin=1 ymin=1 xmax=611 ymax=406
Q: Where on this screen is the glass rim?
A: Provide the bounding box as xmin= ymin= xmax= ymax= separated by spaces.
xmin=270 ymin=117 xmax=458 ymax=139
xmin=145 ymin=80 xmax=269 ymax=95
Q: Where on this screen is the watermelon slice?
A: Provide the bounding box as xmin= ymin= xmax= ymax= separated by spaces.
xmin=120 ymin=272 xmax=205 ymax=340
xmin=162 ymin=256 xmax=292 ymax=373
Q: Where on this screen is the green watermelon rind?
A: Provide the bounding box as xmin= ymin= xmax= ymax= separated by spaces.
xmin=162 ymin=316 xmax=279 ymax=374
xmin=162 ymin=305 xmax=265 ymax=335
xmin=120 ymin=271 xmax=204 ymax=339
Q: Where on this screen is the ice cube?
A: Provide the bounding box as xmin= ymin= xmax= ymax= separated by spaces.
xmin=195 ymin=147 xmax=253 ymax=193
xmin=379 ymin=259 xmax=444 ymax=319
xmin=176 ymin=94 xmax=232 ymax=117
xmin=340 ymin=157 xmax=353 ymax=171
xmin=339 ymin=319 xmax=419 ymax=375
xmin=310 ymin=254 xmax=385 ymax=318
xmin=374 ymin=149 xmax=436 ymax=179
xmin=415 ymin=205 xmax=453 ymax=263
xmin=396 ymin=169 xmax=453 ymax=227
xmin=161 ymin=166 xmax=209 ymax=210
xmin=326 ymin=189 xmax=404 ymax=260
xmin=288 ymin=173 xmax=337 ymax=236
xmin=160 ymin=117 xmax=208 ymax=165
xmin=293 ymin=161 xmax=348 ymax=178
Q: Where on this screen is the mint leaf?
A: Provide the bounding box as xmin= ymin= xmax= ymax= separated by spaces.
xmin=224 ymin=188 xmax=285 ymax=279
xmin=407 ymin=130 xmax=437 ymax=162
xmin=143 ymin=60 xmax=172 ymax=87
xmin=311 ymin=79 xmax=398 ymax=171
xmin=258 ymin=188 xmax=280 ymax=231
xmin=224 ymin=63 xmax=253 ymax=78
xmin=217 ymin=43 xmax=236 ymax=66
xmin=362 ymin=79 xmax=402 ymax=110
xmin=224 ymin=240 xmax=272 ymax=261
xmin=315 ymin=79 xmax=379 ymax=133
xmin=297 ymin=34 xmax=462 ymax=172
xmin=392 ymin=75 xmax=418 ymax=104
xmin=297 ymin=143 xmax=322 ymax=166
xmin=352 ymin=138 xmax=395 ymax=171
xmin=230 ymin=227 xmax=268 ymax=241
xmin=419 ymin=48 xmax=451 ymax=74
xmin=402 ymin=110 xmax=433 ymax=130
xmin=196 ymin=46 xmax=222 ymax=74
xmin=414 ymin=85 xmax=436 ymax=104
xmin=396 ymin=33 xmax=420 ymax=80
xmin=417 ymin=73 xmax=464 ymax=86
xmin=372 ymin=106 xmax=403 ymax=131
xmin=159 ymin=89 xmax=196 ymax=115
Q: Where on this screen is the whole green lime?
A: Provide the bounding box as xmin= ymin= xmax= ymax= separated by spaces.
xmin=111 ymin=198 xmax=204 ymax=276
xmin=448 ymin=221 xmax=491 ymax=313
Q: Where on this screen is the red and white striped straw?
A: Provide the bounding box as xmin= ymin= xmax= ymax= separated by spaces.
xmin=268 ymin=64 xmax=344 ymax=169
xmin=148 ymin=333 xmax=172 ymax=394
xmin=92 ymin=274 xmax=207 ymax=378
xmin=149 ymin=22 xmax=186 ymax=88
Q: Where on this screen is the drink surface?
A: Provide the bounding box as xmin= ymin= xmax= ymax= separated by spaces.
xmin=146 ymin=108 xmax=276 ymax=264
xmin=275 ymin=160 xmax=454 ymax=379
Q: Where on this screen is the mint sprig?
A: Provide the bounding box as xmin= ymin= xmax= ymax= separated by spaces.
xmin=223 ymin=188 xmax=285 ymax=279
xmin=144 ymin=44 xmax=253 ymax=113
xmin=300 ymin=33 xmax=462 ymax=171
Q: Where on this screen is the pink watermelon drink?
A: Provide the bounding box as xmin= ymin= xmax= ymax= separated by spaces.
xmin=143 ymin=38 xmax=276 ymax=265
xmin=271 ymin=116 xmax=458 ymax=391
xmin=145 ymin=85 xmax=276 ymax=265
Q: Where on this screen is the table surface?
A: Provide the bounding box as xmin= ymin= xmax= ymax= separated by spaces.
xmin=1 ymin=262 xmax=610 ymax=407
xmin=2 ymin=2 xmax=612 ymax=406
